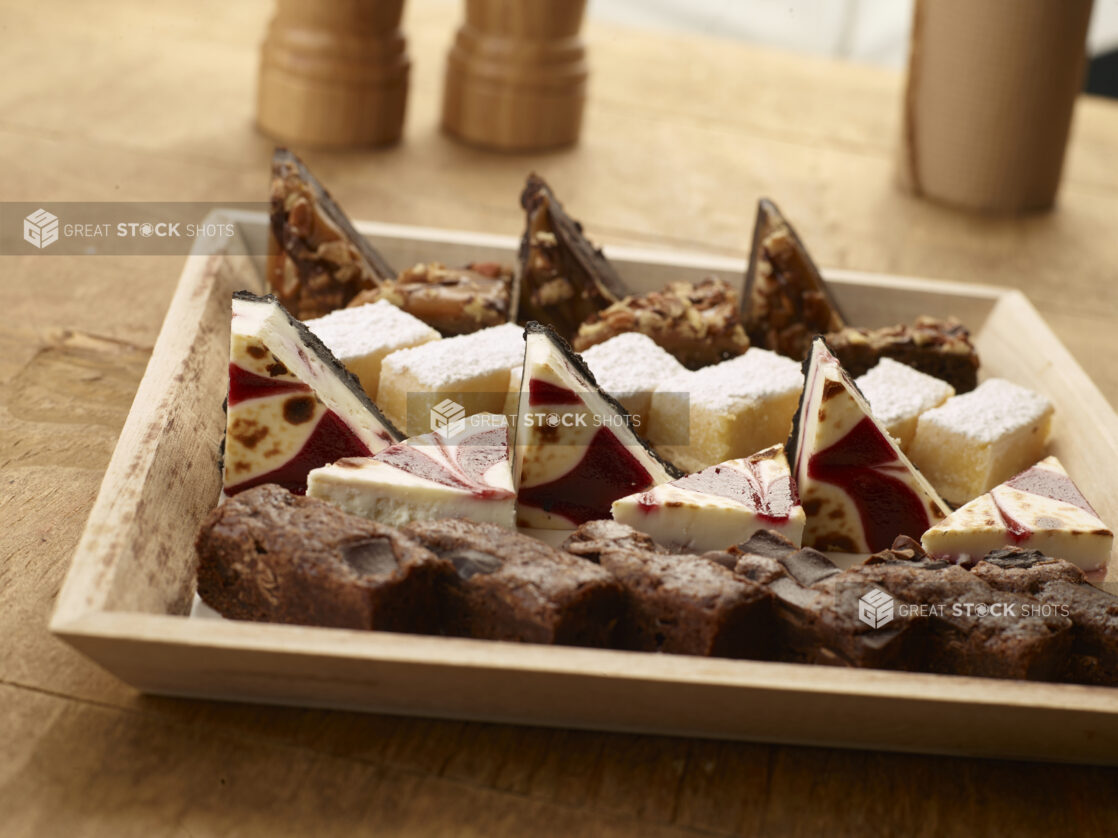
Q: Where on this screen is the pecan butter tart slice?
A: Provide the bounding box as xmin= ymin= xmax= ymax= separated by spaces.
xmin=824 ymin=316 xmax=979 ymax=393
xmin=267 ymin=148 xmax=396 ymax=321
xmin=742 ymin=198 xmax=846 ymax=360
xmin=515 ymin=173 xmax=630 ymax=339
xmin=573 ymin=277 xmax=750 ymax=370
xmin=348 ymin=261 xmax=513 ymax=336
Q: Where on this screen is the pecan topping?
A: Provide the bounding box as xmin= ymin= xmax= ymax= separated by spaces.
xmin=573 ymin=277 xmax=750 ymax=369
xmin=348 ymin=261 xmax=513 ymax=336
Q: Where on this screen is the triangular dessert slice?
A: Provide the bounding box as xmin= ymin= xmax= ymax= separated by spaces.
xmin=787 ymin=337 xmax=951 ymax=553
xmin=516 ymin=174 xmax=630 ymax=339
xmin=612 ymin=444 xmax=806 ymax=553
xmin=223 ymin=292 xmax=403 ymax=496
xmin=307 ymin=413 xmax=516 ymax=529
xmin=922 ymin=456 xmax=1114 ymax=574
xmin=515 ymin=322 xmax=682 ymax=528
xmin=268 ymin=148 xmax=396 ymax=319
xmin=742 ymin=198 xmax=846 ymax=360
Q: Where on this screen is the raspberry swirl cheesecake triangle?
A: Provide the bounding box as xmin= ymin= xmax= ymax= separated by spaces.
xmin=514 ymin=322 xmax=682 ymax=528
xmin=222 ymin=292 xmax=403 ymax=496
xmin=922 ymin=456 xmax=1114 ymax=575
xmin=307 ymin=413 xmax=517 ymax=529
xmin=611 ymin=444 xmax=806 ymax=553
xmin=787 ymin=336 xmax=951 ymax=553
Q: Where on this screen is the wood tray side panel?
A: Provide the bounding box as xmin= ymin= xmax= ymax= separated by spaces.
xmin=52 ymin=248 xmax=259 ymax=624
xmin=56 ymin=613 xmax=1118 ymax=765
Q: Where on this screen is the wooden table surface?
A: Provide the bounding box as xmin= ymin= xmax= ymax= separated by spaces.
xmin=4 ymin=0 xmax=1118 ymax=835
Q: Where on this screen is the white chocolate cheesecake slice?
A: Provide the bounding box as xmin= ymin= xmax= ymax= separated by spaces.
xmin=515 ymin=323 xmax=682 ymax=528
xmin=307 ymin=413 xmax=515 ymax=529
xmin=788 ymin=337 xmax=951 ymax=553
xmin=922 ymin=456 xmax=1113 ymax=573
xmin=223 ymin=292 xmax=403 ymax=496
xmin=612 ymin=444 xmax=805 ymax=552
xmin=305 ymin=299 xmax=440 ymax=400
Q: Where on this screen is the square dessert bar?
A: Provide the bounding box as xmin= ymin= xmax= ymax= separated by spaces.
xmin=377 ymin=322 xmax=524 ymax=435
xmin=648 ymin=348 xmax=803 ymax=471
xmin=908 ymin=378 xmax=1054 ymax=506
xmin=306 ymin=300 xmax=440 ymax=400
xmin=402 ymin=519 xmax=624 ymax=647
xmin=855 ymin=357 xmax=955 ymax=451
xmin=581 ymin=332 xmax=686 ymax=433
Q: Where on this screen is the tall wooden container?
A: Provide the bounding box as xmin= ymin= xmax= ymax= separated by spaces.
xmin=442 ymin=0 xmax=588 ymax=152
xmin=257 ymin=0 xmax=410 ymax=148
xmin=899 ymin=0 xmax=1093 ymax=213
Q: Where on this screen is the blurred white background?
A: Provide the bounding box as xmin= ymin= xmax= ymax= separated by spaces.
xmin=594 ymin=0 xmax=1118 ymax=68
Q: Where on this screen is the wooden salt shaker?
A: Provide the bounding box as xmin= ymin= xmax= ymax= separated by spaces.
xmin=257 ymin=0 xmax=410 ymax=148
xmin=442 ymin=0 xmax=588 ymax=152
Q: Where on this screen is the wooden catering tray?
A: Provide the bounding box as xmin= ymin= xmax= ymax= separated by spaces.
xmin=50 ymin=211 xmax=1118 ymax=765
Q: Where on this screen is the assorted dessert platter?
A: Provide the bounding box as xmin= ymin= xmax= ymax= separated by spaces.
xmin=198 ymin=148 xmax=1117 ymax=688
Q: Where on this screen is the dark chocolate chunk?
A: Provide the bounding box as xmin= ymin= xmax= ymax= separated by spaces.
xmin=560 ymin=519 xmax=669 ymax=563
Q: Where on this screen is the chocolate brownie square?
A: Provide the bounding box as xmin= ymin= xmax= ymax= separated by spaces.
xmin=858 ymin=540 xmax=1072 ymax=680
xmin=195 ymin=484 xmax=452 ymax=632
xmin=564 ymin=521 xmax=771 ymax=658
xmin=402 ymin=518 xmax=624 ymax=647
xmin=972 ymin=548 xmax=1118 ymax=686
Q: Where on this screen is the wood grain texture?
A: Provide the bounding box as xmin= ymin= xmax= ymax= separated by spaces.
xmin=6 ymin=0 xmax=1118 ymax=834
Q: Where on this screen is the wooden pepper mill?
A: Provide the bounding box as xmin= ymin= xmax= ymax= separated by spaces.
xmin=257 ymin=0 xmax=410 ymax=148
xmin=442 ymin=0 xmax=588 ymax=152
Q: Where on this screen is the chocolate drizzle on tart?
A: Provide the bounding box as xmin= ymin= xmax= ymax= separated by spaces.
xmin=742 ymin=198 xmax=846 ymax=360
xmin=515 ymin=174 xmax=630 ymax=339
xmin=267 ymin=148 xmax=396 ymax=320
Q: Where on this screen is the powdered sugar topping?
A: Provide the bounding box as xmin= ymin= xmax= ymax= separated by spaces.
xmin=921 ymin=378 xmax=1053 ymax=443
xmin=581 ymin=332 xmax=686 ymax=398
xmin=381 ymin=322 xmax=524 ymax=389
xmin=669 ymin=348 xmax=803 ymax=412
xmin=306 ymin=300 xmax=438 ymax=360
xmin=856 ymin=358 xmax=955 ymax=427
